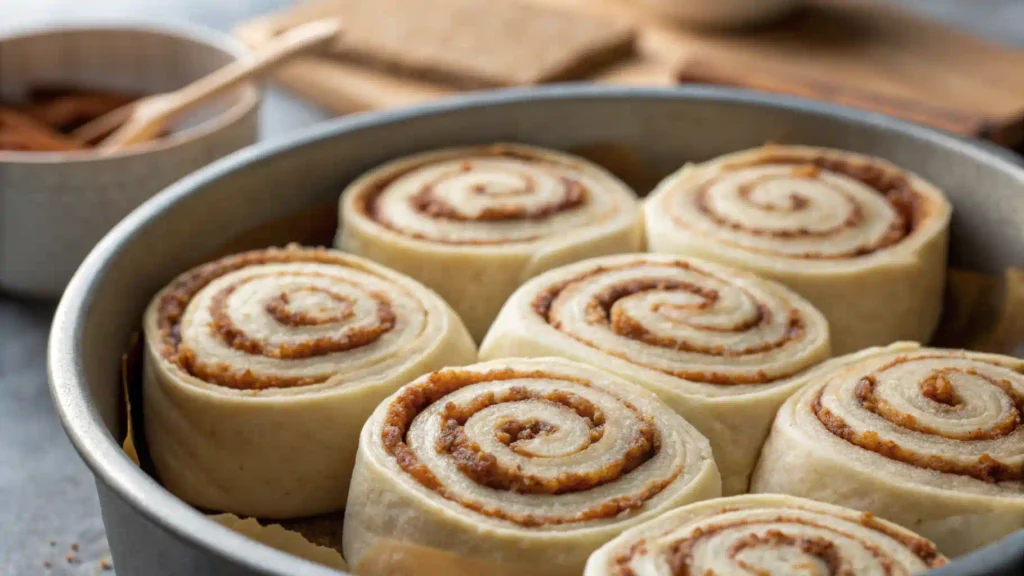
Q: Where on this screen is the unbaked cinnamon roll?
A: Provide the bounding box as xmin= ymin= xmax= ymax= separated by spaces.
xmin=751 ymin=343 xmax=1024 ymax=555
xmin=342 ymin=357 xmax=720 ymax=576
xmin=644 ymin=145 xmax=951 ymax=354
xmin=585 ymin=493 xmax=947 ymax=576
xmin=142 ymin=245 xmax=476 ymax=518
xmin=337 ymin=143 xmax=643 ymax=341
xmin=479 ymin=253 xmax=830 ymax=494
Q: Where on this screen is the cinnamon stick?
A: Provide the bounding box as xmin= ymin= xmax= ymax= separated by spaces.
xmin=0 ymin=106 xmax=83 ymax=152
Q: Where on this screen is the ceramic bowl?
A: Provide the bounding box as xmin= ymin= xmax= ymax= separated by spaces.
xmin=0 ymin=22 xmax=260 ymax=298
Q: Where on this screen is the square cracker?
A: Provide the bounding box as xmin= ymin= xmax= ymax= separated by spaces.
xmin=306 ymin=0 xmax=635 ymax=88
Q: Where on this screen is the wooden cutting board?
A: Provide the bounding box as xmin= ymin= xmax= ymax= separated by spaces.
xmin=234 ymin=0 xmax=1024 ymax=147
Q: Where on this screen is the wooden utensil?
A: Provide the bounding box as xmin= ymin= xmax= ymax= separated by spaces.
xmin=77 ymin=19 xmax=341 ymax=151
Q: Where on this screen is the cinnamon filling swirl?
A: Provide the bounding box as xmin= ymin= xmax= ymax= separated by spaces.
xmin=381 ymin=367 xmax=682 ymax=527
xmin=357 ymin=145 xmax=617 ymax=245
xmin=674 ymin=153 xmax=932 ymax=259
xmin=155 ymin=248 xmax=413 ymax=390
xmin=531 ymin=262 xmax=810 ymax=385
xmin=812 ymin=355 xmax=1024 ymax=484
xmin=610 ymin=511 xmax=942 ymax=576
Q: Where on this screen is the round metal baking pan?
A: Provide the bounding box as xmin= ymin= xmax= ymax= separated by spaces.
xmin=49 ymin=85 xmax=1024 ymax=575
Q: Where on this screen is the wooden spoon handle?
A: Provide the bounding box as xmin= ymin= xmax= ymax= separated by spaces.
xmin=98 ymin=19 xmax=340 ymax=150
xmin=170 ymin=19 xmax=340 ymax=113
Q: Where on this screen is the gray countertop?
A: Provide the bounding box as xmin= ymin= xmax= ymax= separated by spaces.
xmin=2 ymin=1 xmax=1022 ymax=574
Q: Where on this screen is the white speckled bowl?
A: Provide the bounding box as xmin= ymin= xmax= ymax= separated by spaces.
xmin=0 ymin=22 xmax=260 ymax=298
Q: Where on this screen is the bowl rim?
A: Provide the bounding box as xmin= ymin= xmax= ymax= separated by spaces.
xmin=48 ymin=84 xmax=1024 ymax=576
xmin=0 ymin=20 xmax=261 ymax=165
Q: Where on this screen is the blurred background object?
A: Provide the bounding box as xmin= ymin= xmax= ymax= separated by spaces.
xmin=235 ymin=0 xmax=1024 ymax=149
xmin=2 ymin=1 xmax=1024 ymax=575
xmin=643 ymin=0 xmax=802 ymax=28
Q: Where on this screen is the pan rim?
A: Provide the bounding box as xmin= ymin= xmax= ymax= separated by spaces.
xmin=47 ymin=83 xmax=1024 ymax=576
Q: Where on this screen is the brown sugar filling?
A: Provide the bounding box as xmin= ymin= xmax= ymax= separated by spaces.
xmin=495 ymin=418 xmax=563 ymax=456
xmin=381 ymin=367 xmax=683 ymax=527
xmin=203 ymin=274 xmax=395 ymax=361
xmin=264 ymin=287 xmax=357 ymax=326
xmin=813 ymin=356 xmax=1024 ymax=483
xmin=729 ymin=532 xmax=852 ymax=576
xmin=681 ymin=153 xmax=930 ymax=259
xmin=155 ymin=246 xmax=401 ymax=390
xmin=532 ymin=261 xmax=806 ymax=385
xmin=360 ymin=145 xmax=598 ymax=245
xmin=611 ymin=510 xmax=943 ymax=576
xmin=439 ymin=389 xmax=657 ymax=494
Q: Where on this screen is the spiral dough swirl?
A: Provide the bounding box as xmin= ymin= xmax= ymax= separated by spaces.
xmin=585 ymin=495 xmax=946 ymax=576
xmin=354 ymin=144 xmax=635 ymax=245
xmin=384 ymin=369 xmax=678 ymax=526
xmin=154 ymin=246 xmax=431 ymax=390
xmin=811 ymin=352 xmax=1024 ymax=485
xmin=751 ymin=345 xmax=1024 ymax=555
xmin=481 ymin=255 xmax=831 ymax=496
xmin=644 ymin=146 xmax=951 ymax=356
xmin=527 ymin=256 xmax=829 ymax=388
xmin=656 ymin=150 xmax=932 ymax=259
xmin=143 ymin=246 xmax=477 ymax=519
xmin=359 ymin=359 xmax=717 ymax=532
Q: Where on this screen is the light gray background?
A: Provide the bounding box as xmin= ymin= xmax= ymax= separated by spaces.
xmin=2 ymin=1 xmax=1022 ymax=574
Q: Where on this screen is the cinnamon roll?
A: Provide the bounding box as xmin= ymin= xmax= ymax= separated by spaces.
xmin=479 ymin=253 xmax=830 ymax=494
xmin=644 ymin=145 xmax=951 ymax=354
xmin=142 ymin=245 xmax=476 ymax=518
xmin=342 ymin=357 xmax=721 ymax=576
xmin=337 ymin=143 xmax=643 ymax=341
xmin=751 ymin=343 xmax=1024 ymax=555
xmin=585 ymin=494 xmax=947 ymax=576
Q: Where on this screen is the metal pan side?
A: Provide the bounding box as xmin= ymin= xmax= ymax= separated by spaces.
xmin=48 ymin=85 xmax=1024 ymax=576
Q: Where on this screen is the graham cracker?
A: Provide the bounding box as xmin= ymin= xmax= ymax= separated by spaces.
xmin=272 ymin=0 xmax=636 ymax=89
